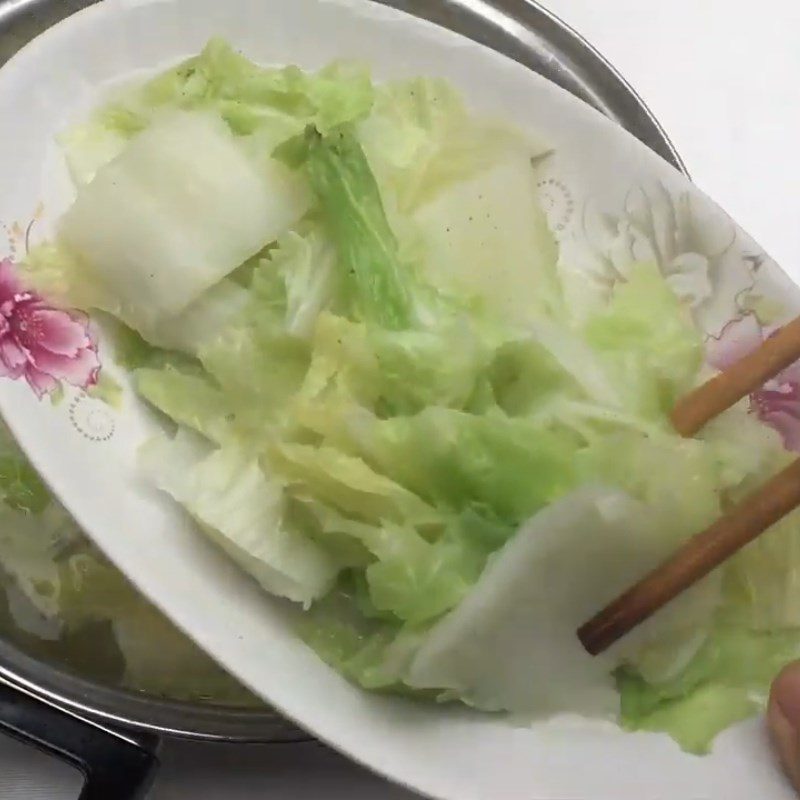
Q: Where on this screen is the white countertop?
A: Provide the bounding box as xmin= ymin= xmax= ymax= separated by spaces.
xmin=2 ymin=0 xmax=799 ymax=797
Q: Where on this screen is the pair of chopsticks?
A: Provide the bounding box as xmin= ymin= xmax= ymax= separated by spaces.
xmin=578 ymin=316 xmax=800 ymax=656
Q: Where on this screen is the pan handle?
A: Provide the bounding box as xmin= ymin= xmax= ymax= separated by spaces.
xmin=0 ymin=677 xmax=159 ymax=799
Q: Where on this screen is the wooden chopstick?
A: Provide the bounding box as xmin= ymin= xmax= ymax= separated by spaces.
xmin=578 ymin=458 xmax=800 ymax=655
xmin=578 ymin=314 xmax=800 ymax=656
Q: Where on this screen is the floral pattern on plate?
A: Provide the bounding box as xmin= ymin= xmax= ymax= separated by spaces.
xmin=559 ymin=176 xmax=800 ymax=455
xmin=707 ymin=313 xmax=800 ymax=451
xmin=0 ymin=213 xmax=100 ymax=399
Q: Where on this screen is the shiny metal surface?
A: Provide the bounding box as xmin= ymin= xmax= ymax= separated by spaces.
xmin=0 ymin=0 xmax=687 ymax=742
xmin=385 ymin=0 xmax=687 ymax=173
xmin=0 ymin=638 xmax=301 ymax=743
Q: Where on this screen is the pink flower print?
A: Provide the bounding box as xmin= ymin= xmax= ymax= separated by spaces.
xmin=708 ymin=313 xmax=800 ymax=451
xmin=0 ymin=258 xmax=100 ymax=398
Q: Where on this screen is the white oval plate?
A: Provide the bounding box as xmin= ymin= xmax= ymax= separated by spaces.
xmin=0 ymin=0 xmax=796 ymax=798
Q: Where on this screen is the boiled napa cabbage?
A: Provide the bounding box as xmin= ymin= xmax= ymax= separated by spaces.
xmin=414 ymin=152 xmax=561 ymax=325
xmin=60 ymin=110 xmax=309 ymax=333
xmin=407 ymin=487 xmax=720 ymax=717
xmin=20 ymin=42 xmax=800 ymax=756
xmin=148 ymin=279 xmax=250 ymax=356
xmin=140 ymin=430 xmax=339 ymax=604
xmin=61 ymin=38 xmax=375 ymax=183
